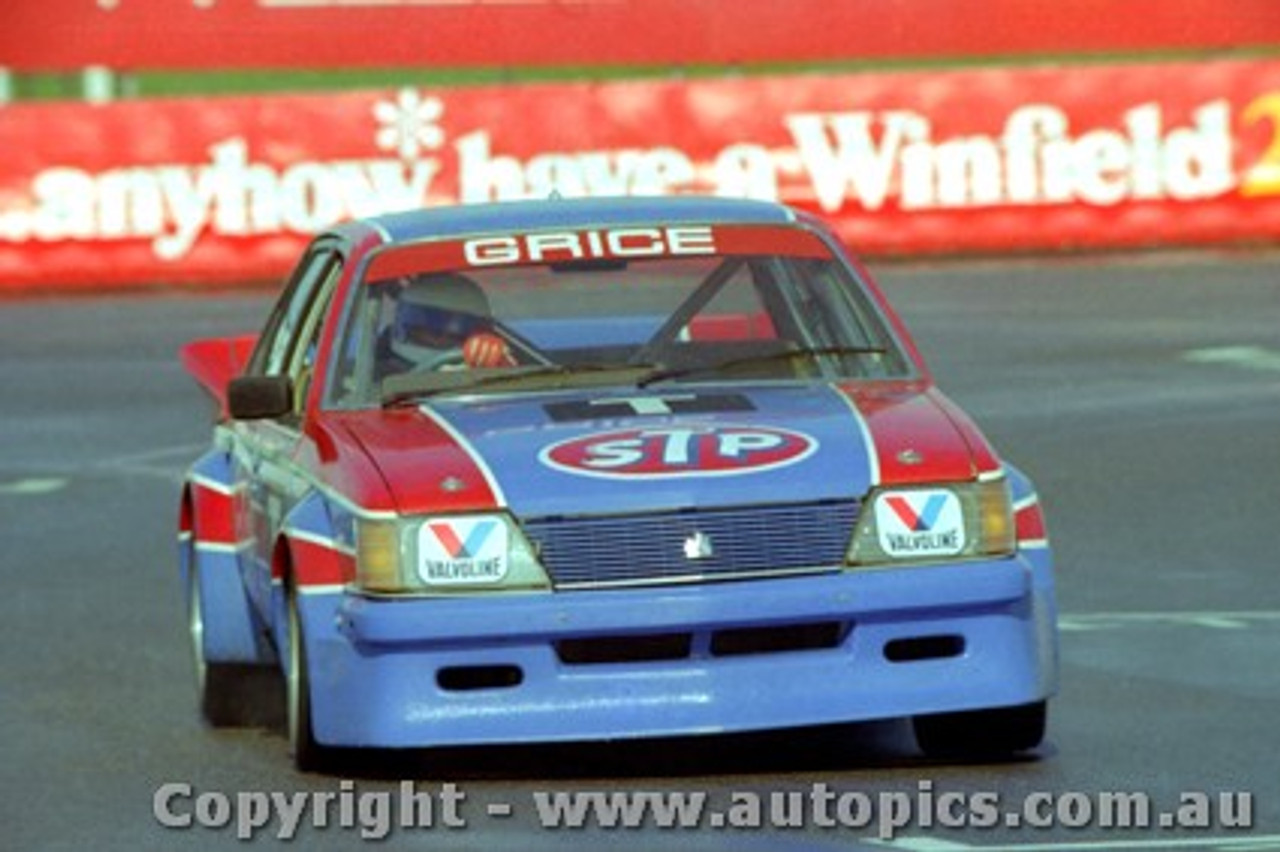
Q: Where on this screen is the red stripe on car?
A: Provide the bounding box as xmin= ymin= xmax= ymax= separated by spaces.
xmin=191 ymin=478 xmax=236 ymax=545
xmin=285 ymin=536 xmax=356 ymax=587
xmin=1015 ymin=499 xmax=1048 ymax=543
xmin=837 ymin=383 xmax=978 ymax=485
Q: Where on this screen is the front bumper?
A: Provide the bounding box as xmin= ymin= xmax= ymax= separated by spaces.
xmin=302 ymin=550 xmax=1057 ymax=748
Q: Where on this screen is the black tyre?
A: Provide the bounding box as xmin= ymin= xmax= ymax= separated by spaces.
xmin=187 ymin=555 xmax=275 ymax=727
xmin=285 ymin=585 xmax=334 ymax=772
xmin=913 ymin=700 xmax=1047 ymax=760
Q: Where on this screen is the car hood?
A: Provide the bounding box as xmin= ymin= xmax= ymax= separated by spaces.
xmin=339 ymin=383 xmax=994 ymax=518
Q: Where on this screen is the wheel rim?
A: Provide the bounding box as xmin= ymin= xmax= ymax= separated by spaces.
xmin=186 ymin=546 xmax=208 ymax=697
xmin=286 ymin=593 xmax=304 ymax=753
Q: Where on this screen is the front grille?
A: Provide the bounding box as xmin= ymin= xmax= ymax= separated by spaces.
xmin=522 ymin=500 xmax=859 ymax=588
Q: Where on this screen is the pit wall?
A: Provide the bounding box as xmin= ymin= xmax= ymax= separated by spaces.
xmin=2 ymin=58 xmax=1279 ymax=290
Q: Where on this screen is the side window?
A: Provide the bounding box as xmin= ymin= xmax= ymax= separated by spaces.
xmin=328 ymin=280 xmax=398 ymax=406
xmin=792 ymin=258 xmax=893 ymax=353
xmin=286 ymin=259 xmax=344 ymax=409
xmin=247 ymin=241 xmax=342 ymax=378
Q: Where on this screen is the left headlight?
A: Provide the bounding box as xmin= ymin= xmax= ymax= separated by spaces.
xmin=846 ymin=477 xmax=1015 ymax=568
xmin=356 ymin=513 xmax=551 ymax=595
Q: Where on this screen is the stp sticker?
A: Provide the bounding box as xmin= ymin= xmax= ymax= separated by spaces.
xmin=539 ymin=425 xmax=817 ymax=479
xmin=417 ymin=517 xmax=509 ymax=585
xmin=874 ymin=489 xmax=967 ymax=558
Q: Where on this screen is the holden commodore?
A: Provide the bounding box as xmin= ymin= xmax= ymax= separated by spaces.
xmin=178 ymin=196 xmax=1057 ymax=770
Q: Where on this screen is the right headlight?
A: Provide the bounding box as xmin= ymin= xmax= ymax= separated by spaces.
xmin=846 ymin=476 xmax=1015 ymax=568
xmin=356 ymin=513 xmax=551 ymax=595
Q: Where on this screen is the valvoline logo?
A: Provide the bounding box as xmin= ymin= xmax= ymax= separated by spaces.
xmin=539 ymin=425 xmax=817 ymax=479
xmin=417 ymin=517 xmax=509 ymax=585
xmin=874 ymin=489 xmax=967 ymax=558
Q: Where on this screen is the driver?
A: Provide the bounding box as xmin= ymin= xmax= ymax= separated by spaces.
xmin=385 ymin=272 xmax=516 ymax=372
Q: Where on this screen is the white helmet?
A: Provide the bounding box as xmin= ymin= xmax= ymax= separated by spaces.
xmin=389 ymin=273 xmax=492 ymax=366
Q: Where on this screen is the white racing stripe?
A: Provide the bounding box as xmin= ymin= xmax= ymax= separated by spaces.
xmin=193 ymin=540 xmax=251 ymax=555
xmin=418 ymin=402 xmax=509 ymax=506
xmin=284 ymin=526 xmax=355 ymax=557
xmin=189 ymin=472 xmax=236 ymax=496
xmin=827 ymin=384 xmax=881 ymax=487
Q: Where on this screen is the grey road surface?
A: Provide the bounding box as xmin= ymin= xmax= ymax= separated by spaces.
xmin=2 ymin=252 xmax=1278 ymax=851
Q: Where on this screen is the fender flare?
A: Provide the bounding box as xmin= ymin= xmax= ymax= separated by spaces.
xmin=1004 ymin=462 xmax=1050 ymax=551
xmin=182 ymin=449 xmax=273 ymax=665
xmin=269 ymin=491 xmax=355 ymax=658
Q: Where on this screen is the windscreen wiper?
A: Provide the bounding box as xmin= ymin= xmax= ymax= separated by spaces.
xmin=636 ymin=345 xmax=887 ymax=388
xmin=382 ymin=363 xmax=658 ymax=407
xmin=381 ymin=365 xmax=574 ymax=407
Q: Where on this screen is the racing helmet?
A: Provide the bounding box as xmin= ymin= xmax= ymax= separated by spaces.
xmin=389 ymin=273 xmax=492 ymax=365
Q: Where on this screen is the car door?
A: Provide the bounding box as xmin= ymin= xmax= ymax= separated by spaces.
xmin=232 ymin=240 xmax=345 ymax=619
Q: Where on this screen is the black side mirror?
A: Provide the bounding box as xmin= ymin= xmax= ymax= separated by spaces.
xmin=227 ymin=375 xmax=293 ymax=420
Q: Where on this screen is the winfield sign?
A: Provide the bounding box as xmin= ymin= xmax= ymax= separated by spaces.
xmin=1 ymin=59 xmax=1278 ymax=289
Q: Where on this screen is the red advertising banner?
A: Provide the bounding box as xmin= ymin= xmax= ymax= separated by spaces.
xmin=2 ymin=0 xmax=1279 ymax=72
xmin=2 ymin=59 xmax=1280 ymax=290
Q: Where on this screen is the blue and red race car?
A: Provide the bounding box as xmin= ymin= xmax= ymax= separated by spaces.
xmin=178 ymin=196 xmax=1057 ymax=770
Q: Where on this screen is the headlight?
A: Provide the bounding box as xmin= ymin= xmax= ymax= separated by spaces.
xmin=355 ymin=513 xmax=551 ymax=594
xmin=846 ymin=477 xmax=1015 ymax=567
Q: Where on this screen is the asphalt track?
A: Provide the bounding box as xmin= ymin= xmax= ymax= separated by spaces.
xmin=2 ymin=251 xmax=1279 ymax=851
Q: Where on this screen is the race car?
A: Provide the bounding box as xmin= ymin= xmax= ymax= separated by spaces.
xmin=178 ymin=196 xmax=1057 ymax=770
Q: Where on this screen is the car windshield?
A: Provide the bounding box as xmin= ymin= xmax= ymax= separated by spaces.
xmin=326 ymin=226 xmax=911 ymax=408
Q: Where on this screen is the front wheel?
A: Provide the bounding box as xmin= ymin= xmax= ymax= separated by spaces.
xmin=285 ymin=586 xmax=334 ymax=772
xmin=912 ymin=701 xmax=1047 ymax=760
xmin=187 ymin=554 xmax=274 ymax=727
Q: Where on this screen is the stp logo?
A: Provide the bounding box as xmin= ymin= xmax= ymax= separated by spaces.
xmin=539 ymin=425 xmax=817 ymax=479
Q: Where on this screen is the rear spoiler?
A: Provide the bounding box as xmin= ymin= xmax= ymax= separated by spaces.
xmin=179 ymin=335 xmax=258 ymax=417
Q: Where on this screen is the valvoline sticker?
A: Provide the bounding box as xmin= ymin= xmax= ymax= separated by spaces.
xmin=417 ymin=517 xmax=509 ymax=585
xmin=539 ymin=425 xmax=817 ymax=479
xmin=874 ymin=489 xmax=967 ymax=558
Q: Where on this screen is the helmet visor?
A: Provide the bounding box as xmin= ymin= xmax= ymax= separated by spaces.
xmin=393 ymin=300 xmax=484 ymax=350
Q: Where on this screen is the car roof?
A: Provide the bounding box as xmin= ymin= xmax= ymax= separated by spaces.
xmin=355 ymin=196 xmax=801 ymax=244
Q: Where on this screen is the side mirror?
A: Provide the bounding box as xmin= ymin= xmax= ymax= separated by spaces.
xmin=227 ymin=375 xmax=293 ymax=420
